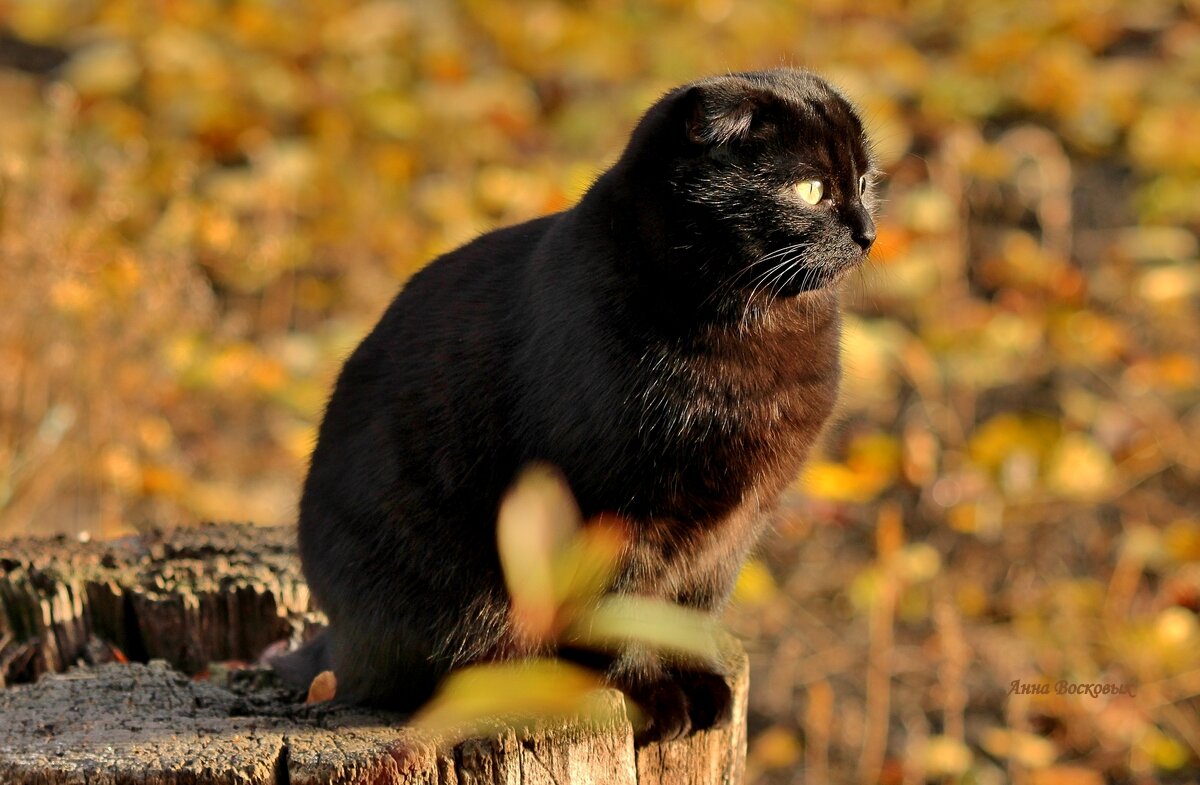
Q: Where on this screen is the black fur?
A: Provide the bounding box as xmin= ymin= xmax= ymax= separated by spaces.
xmin=275 ymin=68 xmax=876 ymax=739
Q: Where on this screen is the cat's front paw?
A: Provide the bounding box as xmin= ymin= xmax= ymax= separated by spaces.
xmin=619 ymin=668 xmax=734 ymax=743
xmin=677 ymin=668 xmax=733 ymax=731
xmin=625 ymin=675 xmax=692 ymax=743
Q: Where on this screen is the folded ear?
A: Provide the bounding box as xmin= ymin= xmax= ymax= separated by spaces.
xmin=684 ymin=80 xmax=773 ymax=146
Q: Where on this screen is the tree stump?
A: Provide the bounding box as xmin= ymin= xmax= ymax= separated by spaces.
xmin=0 ymin=525 xmax=750 ymax=784
xmin=0 ymin=524 xmax=318 ymax=685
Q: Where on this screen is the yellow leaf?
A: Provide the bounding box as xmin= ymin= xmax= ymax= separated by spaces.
xmin=877 ymin=502 xmax=904 ymax=561
xmin=305 ymin=670 xmax=337 ymax=704
xmin=566 ymin=595 xmax=721 ymax=667
xmin=249 ymin=358 xmax=288 ymax=393
xmin=1141 ymin=730 xmax=1191 ymax=771
xmin=800 ymin=460 xmax=889 ymax=503
xmin=898 ymin=543 xmax=941 ymax=583
xmin=955 ymin=583 xmax=989 ymax=617
xmin=360 ymin=92 xmax=420 ymax=139
xmin=497 ymin=464 xmax=582 ymax=642
xmin=968 ymin=413 xmax=1058 ymax=474
xmin=801 ymin=461 xmax=862 ymax=501
xmin=1046 ymin=433 xmax=1114 ymax=501
xmin=50 ymin=278 xmax=96 ymax=315
xmin=1156 ymin=354 xmax=1200 ymax=391
xmin=849 ymin=567 xmax=883 ymax=613
xmin=140 ymin=466 xmax=185 ymax=496
xmin=413 ymin=659 xmax=603 ymax=737
xmin=210 ymin=343 xmax=258 ymax=388
xmin=749 ymin=725 xmax=802 ymax=770
xmin=10 ymin=0 xmax=74 ymax=41
xmin=1055 ymin=311 xmax=1129 ymax=365
xmin=64 ymin=40 xmax=141 ymax=97
xmin=136 ymin=417 xmax=174 ymax=452
xmin=731 ymin=558 xmax=778 ymax=606
xmin=1138 ymin=265 xmax=1200 ymax=306
xmin=904 ymin=185 xmax=957 ymax=234
xmin=1122 ymin=526 xmax=1163 ymax=563
xmin=923 ymin=735 xmax=973 ymax=778
xmin=1155 ymin=607 xmax=1198 ymax=648
xmin=1163 ymin=520 xmax=1200 ymax=563
xmin=848 ymin=432 xmax=901 ymax=474
xmin=323 ymin=2 xmax=412 ymax=52
xmin=981 ymin=728 xmax=1058 ymax=769
xmin=1130 ymin=105 xmax=1200 ymax=172
xmin=100 ymin=446 xmax=139 ymax=491
xmin=552 ymin=514 xmax=627 ymax=609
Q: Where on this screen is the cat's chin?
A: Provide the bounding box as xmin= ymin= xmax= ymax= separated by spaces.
xmin=823 ymin=256 xmax=866 ymax=287
xmin=770 ymin=257 xmax=862 ymax=297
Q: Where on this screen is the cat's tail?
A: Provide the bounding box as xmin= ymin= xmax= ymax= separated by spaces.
xmin=269 ymin=629 xmax=333 ymax=693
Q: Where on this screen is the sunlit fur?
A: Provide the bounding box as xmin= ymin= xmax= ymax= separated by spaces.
xmin=278 ymin=68 xmax=876 ymax=740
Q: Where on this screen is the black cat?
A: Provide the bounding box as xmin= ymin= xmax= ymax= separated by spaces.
xmin=274 ymin=68 xmax=877 ymax=740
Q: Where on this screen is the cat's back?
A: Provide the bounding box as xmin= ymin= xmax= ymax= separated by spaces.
xmin=332 ymin=211 xmax=563 ymax=409
xmin=378 ymin=212 xmax=560 ymax=334
xmin=305 ymin=212 xmax=562 ymax=513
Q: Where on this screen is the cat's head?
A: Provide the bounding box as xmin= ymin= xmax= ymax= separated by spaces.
xmin=621 ymin=69 xmax=877 ymax=304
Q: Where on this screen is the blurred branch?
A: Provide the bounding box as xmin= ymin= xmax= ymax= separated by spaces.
xmin=0 ymin=31 xmax=67 ymax=75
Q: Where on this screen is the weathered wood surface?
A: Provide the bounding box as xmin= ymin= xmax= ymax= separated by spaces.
xmin=0 ymin=650 xmax=749 ymax=784
xmin=1 ymin=524 xmax=750 ymax=783
xmin=0 ymin=524 xmax=318 ymax=685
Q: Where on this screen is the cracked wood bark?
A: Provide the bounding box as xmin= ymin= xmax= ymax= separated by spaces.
xmin=0 ymin=524 xmax=319 ymax=685
xmin=1 ymin=524 xmax=750 ymax=783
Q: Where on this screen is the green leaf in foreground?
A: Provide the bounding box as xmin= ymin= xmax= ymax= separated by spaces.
xmin=551 ymin=513 xmax=628 ymax=608
xmin=496 ymin=464 xmax=582 ymax=641
xmin=412 ymin=658 xmax=606 ymax=740
xmin=566 ymin=594 xmax=723 ymax=667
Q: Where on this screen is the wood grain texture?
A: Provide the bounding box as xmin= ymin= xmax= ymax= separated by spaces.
xmin=0 ymin=524 xmax=749 ymax=783
xmin=0 ymin=654 xmax=747 ymax=784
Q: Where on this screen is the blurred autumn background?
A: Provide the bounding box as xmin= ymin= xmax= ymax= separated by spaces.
xmin=1 ymin=0 xmax=1198 ymax=782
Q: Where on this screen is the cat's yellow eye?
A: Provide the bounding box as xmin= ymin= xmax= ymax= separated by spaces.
xmin=794 ymin=179 xmax=824 ymax=205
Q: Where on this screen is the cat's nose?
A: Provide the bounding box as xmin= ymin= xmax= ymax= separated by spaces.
xmin=853 ymin=223 xmax=876 ymax=252
xmin=847 ymin=206 xmax=875 ymax=252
